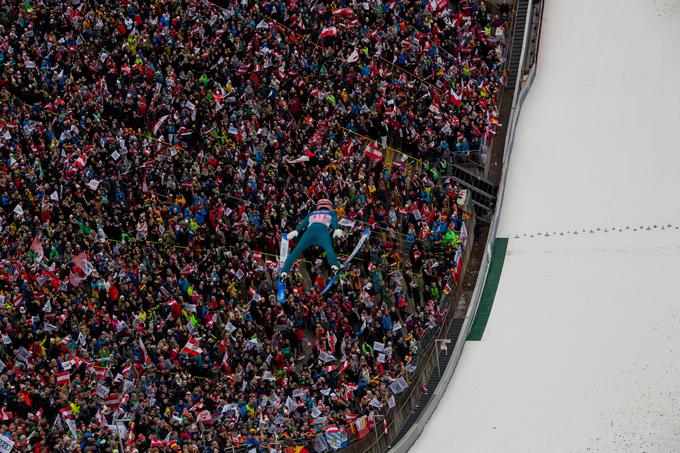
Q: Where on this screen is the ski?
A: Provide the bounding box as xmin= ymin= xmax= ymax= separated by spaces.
xmin=320 ymin=228 xmax=371 ymax=296
xmin=276 ymin=233 xmax=290 ymax=303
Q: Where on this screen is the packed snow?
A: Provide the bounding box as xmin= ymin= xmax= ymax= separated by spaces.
xmin=410 ymin=0 xmax=680 ymax=451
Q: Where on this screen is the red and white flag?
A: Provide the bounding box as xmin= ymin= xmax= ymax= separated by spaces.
xmin=60 ymin=407 xmax=73 ymax=419
xmin=449 ymin=87 xmax=463 ymax=107
xmin=93 ymin=366 xmax=107 ymax=380
xmin=347 ymin=49 xmax=359 ymax=63
xmin=181 ymin=337 xmax=203 ymax=356
xmin=30 ymin=234 xmax=44 ymax=262
xmin=72 ymin=252 xmax=93 ymax=276
xmin=0 ymin=405 xmax=11 ymax=421
xmin=152 ymin=114 xmax=169 ymax=135
xmin=104 ymin=394 xmax=120 ymax=408
xmin=319 ymin=26 xmax=338 ymax=39
xmin=196 ymin=409 xmax=212 ymax=423
xmin=138 ymin=338 xmax=151 ymax=364
xmin=56 ymin=371 xmax=70 ymax=386
xmin=221 ymin=349 xmax=230 ymax=370
xmin=429 ymin=0 xmax=449 ymax=12
xmin=364 ymin=142 xmax=383 ymax=161
xmin=332 ymin=7 xmax=353 ymax=16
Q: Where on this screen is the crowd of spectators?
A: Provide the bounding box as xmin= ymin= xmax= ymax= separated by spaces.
xmin=0 ymin=0 xmax=510 ymax=451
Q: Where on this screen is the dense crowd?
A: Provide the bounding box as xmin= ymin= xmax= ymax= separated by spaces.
xmin=0 ymin=0 xmax=509 ymax=451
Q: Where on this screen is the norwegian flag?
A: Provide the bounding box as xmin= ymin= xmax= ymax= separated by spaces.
xmin=0 ymin=405 xmax=11 ymax=421
xmin=30 ymin=234 xmax=44 ymax=262
xmin=449 ymin=87 xmax=463 ymax=107
xmin=332 ymin=7 xmax=353 ymax=16
xmin=56 ymin=371 xmax=70 ymax=386
xmin=104 ymin=394 xmax=120 ymax=408
xmin=181 ymin=337 xmax=203 ymax=357
xmin=364 ymin=142 xmax=383 ymax=161
xmin=319 ymin=26 xmax=338 ymax=39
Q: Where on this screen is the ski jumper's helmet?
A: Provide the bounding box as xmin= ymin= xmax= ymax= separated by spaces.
xmin=316 ymin=199 xmax=332 ymax=210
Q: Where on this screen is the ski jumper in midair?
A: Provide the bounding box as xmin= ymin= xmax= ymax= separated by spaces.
xmin=280 ymin=199 xmax=344 ymax=278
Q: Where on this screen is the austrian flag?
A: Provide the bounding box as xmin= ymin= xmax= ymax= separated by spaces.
xmin=364 ymin=142 xmax=383 ymax=161
xmin=182 ymin=337 xmax=203 ymax=356
xmin=319 ymin=26 xmax=338 ymax=39
xmin=332 ymin=8 xmax=353 ymax=16
xmin=56 ymin=371 xmax=70 ymax=386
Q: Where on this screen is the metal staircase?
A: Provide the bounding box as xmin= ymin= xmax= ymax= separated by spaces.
xmin=388 ymin=318 xmax=465 ymax=449
xmin=446 ymin=164 xmax=498 ymax=224
xmin=506 ymin=0 xmax=531 ymax=89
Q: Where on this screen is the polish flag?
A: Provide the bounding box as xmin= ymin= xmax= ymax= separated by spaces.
xmin=332 ymin=7 xmax=353 ymax=16
xmin=449 ymin=87 xmax=463 ymax=106
xmin=347 ymin=49 xmax=359 ymax=63
xmin=182 ymin=337 xmax=203 ymax=356
xmin=152 ymin=114 xmax=169 ymax=135
xmin=319 ymin=26 xmax=338 ymax=39
xmin=56 ymin=371 xmax=70 ymax=386
xmin=364 ymin=142 xmax=383 ymax=161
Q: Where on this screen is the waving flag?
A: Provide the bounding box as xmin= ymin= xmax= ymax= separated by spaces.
xmin=319 ymin=27 xmax=338 ymax=39
xmin=364 ymin=142 xmax=383 ymax=161
xmin=449 ymin=87 xmax=463 ymax=106
xmin=152 ymin=114 xmax=169 ymax=135
xmin=30 ymin=234 xmax=44 ymax=262
xmin=56 ymin=371 xmax=70 ymax=386
xmin=347 ymin=49 xmax=359 ymax=63
xmin=182 ymin=337 xmax=203 ymax=356
xmin=332 ymin=8 xmax=353 ymax=16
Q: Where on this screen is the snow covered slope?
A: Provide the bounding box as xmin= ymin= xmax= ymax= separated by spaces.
xmin=410 ymin=0 xmax=680 ymax=451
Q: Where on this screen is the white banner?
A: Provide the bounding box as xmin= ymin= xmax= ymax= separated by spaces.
xmin=0 ymin=434 xmax=14 ymax=453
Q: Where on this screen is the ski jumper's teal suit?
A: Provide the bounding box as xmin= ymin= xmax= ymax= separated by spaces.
xmin=282 ymin=204 xmax=341 ymax=274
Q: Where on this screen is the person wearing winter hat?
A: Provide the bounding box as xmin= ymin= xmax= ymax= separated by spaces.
xmin=280 ymin=199 xmax=344 ymax=278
